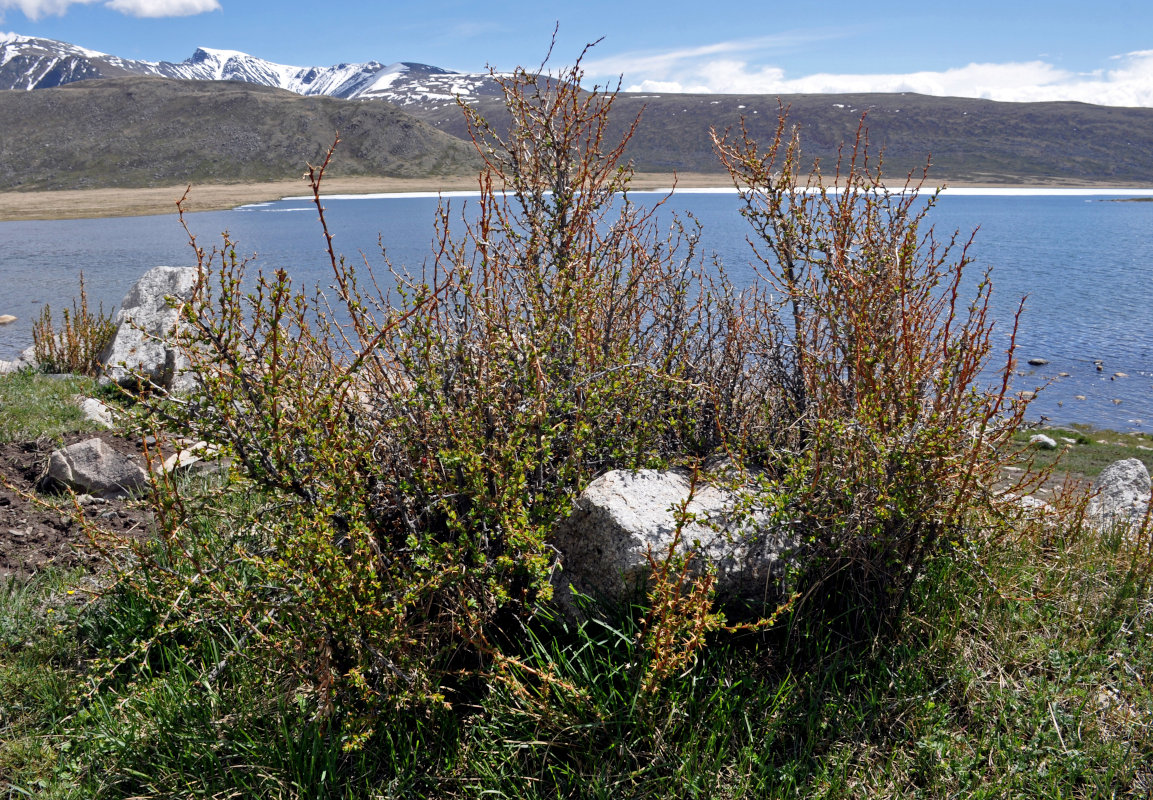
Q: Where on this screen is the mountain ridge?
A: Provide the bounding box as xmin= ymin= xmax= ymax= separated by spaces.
xmin=3 ymin=34 xmax=1153 ymax=189
xmin=0 ymin=76 xmax=482 ymax=190
xmin=0 ymin=33 xmax=502 ymax=106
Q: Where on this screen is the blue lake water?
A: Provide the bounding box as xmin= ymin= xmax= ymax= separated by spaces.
xmin=2 ymin=189 xmax=1153 ymax=431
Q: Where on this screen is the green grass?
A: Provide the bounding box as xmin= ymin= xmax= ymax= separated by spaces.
xmin=0 ymin=369 xmax=104 ymax=443
xmin=1011 ymin=424 xmax=1153 ymax=478
xmin=2 ymin=506 xmax=1150 ymax=798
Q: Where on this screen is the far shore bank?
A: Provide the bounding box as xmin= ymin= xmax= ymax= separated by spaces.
xmin=4 ymin=173 xmax=1153 ymax=222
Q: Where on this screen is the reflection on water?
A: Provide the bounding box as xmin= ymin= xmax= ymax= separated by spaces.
xmin=2 ymin=191 xmax=1151 ymax=431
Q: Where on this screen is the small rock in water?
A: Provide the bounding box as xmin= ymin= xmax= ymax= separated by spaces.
xmin=1027 ymin=358 xmax=1049 ymax=366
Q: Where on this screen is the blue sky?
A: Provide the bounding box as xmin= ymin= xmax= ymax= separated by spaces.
xmin=3 ymin=0 xmax=1153 ymax=106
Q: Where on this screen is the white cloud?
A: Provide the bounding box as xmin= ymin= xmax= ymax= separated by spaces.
xmin=0 ymin=0 xmax=97 ymax=21
xmin=0 ymin=0 xmax=217 ymax=18
xmin=585 ymin=42 xmax=1153 ymax=108
xmin=103 ymin=0 xmax=220 ymax=16
xmin=582 ymin=32 xmax=848 ymax=81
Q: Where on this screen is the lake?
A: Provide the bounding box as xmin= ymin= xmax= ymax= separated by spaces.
xmin=2 ymin=188 xmax=1153 ymax=431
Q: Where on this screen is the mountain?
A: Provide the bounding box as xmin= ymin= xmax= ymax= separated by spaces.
xmin=3 ymin=33 xmax=1153 ymax=188
xmin=0 ymin=33 xmax=501 ymax=106
xmin=0 ymin=77 xmax=481 ymax=190
xmin=406 ymin=92 xmax=1153 ymax=185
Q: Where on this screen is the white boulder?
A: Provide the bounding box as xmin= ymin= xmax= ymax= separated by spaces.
xmin=79 ymin=398 xmax=115 ymax=429
xmin=1090 ymin=458 xmax=1151 ymax=524
xmin=100 ymin=266 xmax=199 ymax=392
xmin=551 ymin=468 xmax=794 ymax=611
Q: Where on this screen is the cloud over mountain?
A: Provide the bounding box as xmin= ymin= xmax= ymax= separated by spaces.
xmin=584 ymin=39 xmax=1153 ymax=108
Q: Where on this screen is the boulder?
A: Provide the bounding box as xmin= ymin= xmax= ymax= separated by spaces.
xmin=1090 ymin=458 xmax=1151 ymax=524
xmin=79 ymin=398 xmax=115 ymax=429
xmin=45 ymin=438 xmax=148 ymax=499
xmin=100 ymin=266 xmax=199 ymax=392
xmin=552 ymin=468 xmax=794 ymax=612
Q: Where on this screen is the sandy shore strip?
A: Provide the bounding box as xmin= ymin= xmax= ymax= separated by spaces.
xmin=0 ymin=173 xmax=738 ymax=222
xmin=2 ymin=174 xmax=1151 ymax=222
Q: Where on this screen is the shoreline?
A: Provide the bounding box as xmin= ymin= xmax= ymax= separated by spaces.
xmin=3 ymin=173 xmax=1153 ymax=222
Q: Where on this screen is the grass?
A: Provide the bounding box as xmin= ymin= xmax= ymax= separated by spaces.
xmin=2 ymin=511 xmax=1150 ymax=798
xmin=0 ymin=369 xmax=106 ymax=443
xmin=1011 ymin=424 xmax=1153 ymax=477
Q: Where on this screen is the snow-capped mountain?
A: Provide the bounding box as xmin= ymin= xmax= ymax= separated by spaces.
xmin=0 ymin=33 xmax=500 ymax=105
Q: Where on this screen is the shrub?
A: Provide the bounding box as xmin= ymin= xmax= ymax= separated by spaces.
xmin=31 ymin=271 xmax=117 ymax=376
xmin=713 ymin=114 xmax=1030 ymax=640
xmin=127 ymin=47 xmax=755 ymax=723
xmin=115 ymin=50 xmax=1029 ymax=739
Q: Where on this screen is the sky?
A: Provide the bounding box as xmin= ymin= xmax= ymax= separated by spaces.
xmin=2 ymin=0 xmax=1153 ymax=107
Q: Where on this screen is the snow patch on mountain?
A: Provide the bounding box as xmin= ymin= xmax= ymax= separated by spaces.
xmin=0 ymin=34 xmax=500 ymax=104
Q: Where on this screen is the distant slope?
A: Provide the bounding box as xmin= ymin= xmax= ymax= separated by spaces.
xmin=4 ymin=33 xmax=1153 ymax=187
xmin=413 ymin=92 xmax=1153 ymax=185
xmin=0 ymin=77 xmax=481 ymax=190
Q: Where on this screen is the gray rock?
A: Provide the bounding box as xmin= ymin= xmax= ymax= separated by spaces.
xmin=152 ymin=440 xmax=224 ymax=475
xmin=100 ymin=266 xmax=199 ymax=392
xmin=1029 ymin=434 xmax=1058 ymax=450
xmin=552 ymin=468 xmax=793 ymax=611
xmin=12 ymin=346 xmax=37 ymax=371
xmin=1090 ymin=458 xmax=1151 ymax=523
xmin=46 ymin=438 xmax=148 ymax=499
xmin=79 ymin=398 xmax=115 ymax=429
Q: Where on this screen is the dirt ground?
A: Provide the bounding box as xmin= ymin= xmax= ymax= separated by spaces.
xmin=0 ymin=431 xmax=154 ymax=578
xmin=0 ymin=172 xmax=735 ymax=222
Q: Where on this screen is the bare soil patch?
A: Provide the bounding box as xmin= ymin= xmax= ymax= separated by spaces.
xmin=0 ymin=173 xmax=745 ymax=222
xmin=0 ymin=431 xmax=152 ymax=577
